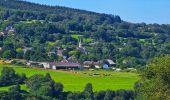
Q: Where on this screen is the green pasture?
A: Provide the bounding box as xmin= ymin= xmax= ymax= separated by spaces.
xmin=71 ymin=34 xmax=93 ymax=43
xmin=0 ymin=65 xmax=139 ymax=92
xmin=71 ymin=34 xmax=84 ymax=40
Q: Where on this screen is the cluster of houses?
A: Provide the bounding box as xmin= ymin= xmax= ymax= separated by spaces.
xmin=0 ymin=25 xmax=16 ymax=36
xmin=0 ymin=26 xmax=120 ymax=70
xmin=21 ymin=58 xmax=116 ymax=70
xmin=12 ymin=37 xmax=117 ymax=70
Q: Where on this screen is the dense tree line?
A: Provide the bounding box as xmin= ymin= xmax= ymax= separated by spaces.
xmin=0 ymin=0 xmax=170 ymax=68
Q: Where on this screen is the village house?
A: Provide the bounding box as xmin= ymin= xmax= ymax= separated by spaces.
xmin=83 ymin=59 xmax=116 ymax=69
xmin=83 ymin=61 xmax=103 ymax=69
xmin=23 ymin=47 xmax=33 ymax=54
xmin=4 ymin=26 xmax=16 ymax=35
xmin=25 ymin=61 xmax=50 ymax=69
xmin=25 ymin=61 xmax=40 ymax=67
xmin=0 ymin=26 xmax=15 ymax=36
xmin=23 ymin=58 xmax=116 ymax=70
xmin=104 ymin=59 xmax=116 ymax=67
xmin=83 ymin=61 xmax=93 ymax=68
xmin=39 ymin=62 xmax=50 ymax=69
xmin=0 ymin=32 xmax=4 ymax=36
xmin=25 ymin=61 xmax=31 ymax=66
xmin=5 ymin=26 xmax=15 ymax=32
xmin=50 ymin=59 xmax=81 ymax=70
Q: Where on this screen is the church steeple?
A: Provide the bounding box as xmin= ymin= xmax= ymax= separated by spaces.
xmin=78 ymin=37 xmax=83 ymax=48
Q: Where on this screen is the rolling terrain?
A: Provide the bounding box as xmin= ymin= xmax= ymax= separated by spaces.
xmin=0 ymin=0 xmax=170 ymax=69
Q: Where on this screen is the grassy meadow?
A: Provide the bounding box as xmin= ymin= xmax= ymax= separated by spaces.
xmin=71 ymin=34 xmax=93 ymax=43
xmin=0 ymin=65 xmax=139 ymax=92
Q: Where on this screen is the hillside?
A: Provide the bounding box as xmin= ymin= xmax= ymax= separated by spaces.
xmin=0 ymin=0 xmax=170 ymax=68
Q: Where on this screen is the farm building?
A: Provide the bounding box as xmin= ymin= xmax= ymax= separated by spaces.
xmin=83 ymin=59 xmax=116 ymax=69
xmin=25 ymin=61 xmax=40 ymax=67
xmin=50 ymin=59 xmax=81 ymax=70
xmin=39 ymin=62 xmax=50 ymax=69
xmin=103 ymin=59 xmax=116 ymax=67
xmin=103 ymin=64 xmax=109 ymax=69
xmin=83 ymin=61 xmax=103 ymax=69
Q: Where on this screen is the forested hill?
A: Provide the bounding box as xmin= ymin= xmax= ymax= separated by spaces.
xmin=0 ymin=0 xmax=105 ymax=15
xmin=0 ymin=0 xmax=170 ymax=69
xmin=0 ymin=0 xmax=121 ymax=24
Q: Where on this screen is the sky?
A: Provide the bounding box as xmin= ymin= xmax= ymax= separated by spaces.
xmin=26 ymin=0 xmax=170 ymax=24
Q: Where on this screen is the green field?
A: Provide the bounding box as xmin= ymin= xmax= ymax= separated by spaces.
xmin=0 ymin=65 xmax=139 ymax=92
xmin=71 ymin=34 xmax=93 ymax=43
xmin=71 ymin=34 xmax=84 ymax=40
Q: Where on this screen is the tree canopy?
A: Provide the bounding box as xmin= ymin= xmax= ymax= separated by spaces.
xmin=135 ymin=55 xmax=170 ymax=100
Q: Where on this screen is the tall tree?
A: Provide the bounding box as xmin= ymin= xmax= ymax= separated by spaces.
xmin=83 ymin=83 xmax=94 ymax=100
xmin=135 ymin=55 xmax=170 ymax=100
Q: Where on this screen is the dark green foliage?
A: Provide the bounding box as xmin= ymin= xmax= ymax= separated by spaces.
xmin=8 ymin=84 xmax=23 ymax=100
xmin=94 ymin=91 xmax=106 ymax=100
xmin=2 ymin=50 xmax=14 ymax=58
xmin=25 ymin=73 xmax=64 ymax=99
xmin=2 ymin=41 xmax=16 ymax=58
xmin=114 ymin=90 xmax=134 ymax=100
xmin=67 ymin=92 xmax=85 ymax=100
xmin=83 ymin=83 xmax=94 ymax=100
xmin=104 ymin=90 xmax=115 ymax=100
xmin=9 ymin=84 xmax=21 ymax=92
xmin=0 ymin=67 xmax=26 ymax=86
xmin=0 ymin=91 xmax=22 ymax=100
xmin=54 ymin=82 xmax=64 ymax=96
xmin=0 ymin=84 xmax=23 ymax=100
xmin=135 ymin=55 xmax=170 ymax=100
xmin=26 ymin=74 xmax=53 ymax=96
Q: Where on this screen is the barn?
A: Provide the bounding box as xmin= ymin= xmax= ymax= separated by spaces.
xmin=50 ymin=59 xmax=81 ymax=70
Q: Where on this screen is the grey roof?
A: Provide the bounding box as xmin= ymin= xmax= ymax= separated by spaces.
xmin=83 ymin=61 xmax=93 ymax=65
xmin=50 ymin=59 xmax=81 ymax=67
xmin=83 ymin=61 xmax=102 ymax=65
xmin=105 ymin=59 xmax=116 ymax=64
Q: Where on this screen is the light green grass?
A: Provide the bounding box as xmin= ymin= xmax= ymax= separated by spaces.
xmin=0 ymin=85 xmax=12 ymax=91
xmin=0 ymin=84 xmax=27 ymax=92
xmin=71 ymin=34 xmax=84 ymax=40
xmin=83 ymin=38 xmax=93 ymax=43
xmin=139 ymin=39 xmax=146 ymax=43
xmin=0 ymin=65 xmax=139 ymax=92
xmin=20 ymin=20 xmax=43 ymax=24
xmin=71 ymin=34 xmax=93 ymax=43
